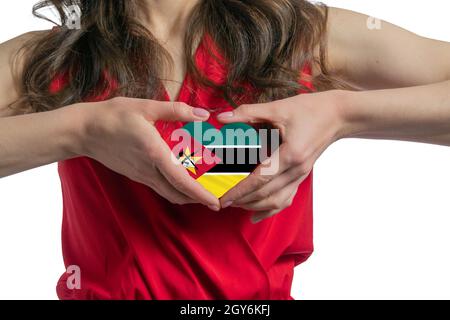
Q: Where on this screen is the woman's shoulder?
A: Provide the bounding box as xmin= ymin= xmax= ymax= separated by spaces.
xmin=0 ymin=30 xmax=53 ymax=74
xmin=1 ymin=29 xmax=51 ymax=49
xmin=0 ymin=30 xmax=51 ymax=116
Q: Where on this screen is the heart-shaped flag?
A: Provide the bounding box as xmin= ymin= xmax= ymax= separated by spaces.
xmin=165 ymin=121 xmax=262 ymax=198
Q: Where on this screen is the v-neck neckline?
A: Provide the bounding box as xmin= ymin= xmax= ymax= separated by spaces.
xmin=161 ymin=35 xmax=204 ymax=102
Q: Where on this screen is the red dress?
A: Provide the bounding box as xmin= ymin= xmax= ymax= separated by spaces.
xmin=53 ymin=34 xmax=314 ymax=300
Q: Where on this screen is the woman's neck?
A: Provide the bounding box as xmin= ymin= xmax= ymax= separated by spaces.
xmin=140 ymin=0 xmax=200 ymax=41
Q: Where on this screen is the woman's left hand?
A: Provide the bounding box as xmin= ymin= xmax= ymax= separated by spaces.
xmin=217 ymin=90 xmax=348 ymax=223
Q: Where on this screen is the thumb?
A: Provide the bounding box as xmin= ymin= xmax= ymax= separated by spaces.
xmin=216 ymin=103 xmax=272 ymax=124
xmin=152 ymin=101 xmax=211 ymax=122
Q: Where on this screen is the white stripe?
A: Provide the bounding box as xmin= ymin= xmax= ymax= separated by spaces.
xmin=205 ymin=145 xmax=261 ymax=149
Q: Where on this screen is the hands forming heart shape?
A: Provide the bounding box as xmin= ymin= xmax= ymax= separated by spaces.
xmin=168 ymin=90 xmax=345 ymax=223
xmin=81 ymin=92 xmax=343 ymax=224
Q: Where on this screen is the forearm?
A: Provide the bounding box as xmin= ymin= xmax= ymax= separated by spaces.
xmin=340 ymin=81 xmax=450 ymax=146
xmin=0 ymin=105 xmax=84 ymax=177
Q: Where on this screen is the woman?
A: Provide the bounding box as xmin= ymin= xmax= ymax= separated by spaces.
xmin=0 ymin=0 xmax=449 ymax=299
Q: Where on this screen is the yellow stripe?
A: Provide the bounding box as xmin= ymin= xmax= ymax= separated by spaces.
xmin=196 ymin=174 xmax=249 ymax=198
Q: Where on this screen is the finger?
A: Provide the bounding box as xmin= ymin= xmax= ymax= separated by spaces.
xmin=249 ymin=183 xmax=300 ymax=224
xmin=155 ymin=140 xmax=220 ymax=210
xmin=234 ymin=167 xmax=310 ymax=205
xmin=149 ymin=168 xmax=196 ymax=205
xmin=145 ymin=100 xmax=211 ymax=122
xmin=251 ymin=209 xmax=281 ymax=224
xmin=251 ymin=191 xmax=298 ymax=223
xmin=216 ymin=103 xmax=272 ymax=124
xmin=220 ymin=144 xmax=289 ymax=207
xmin=236 ymin=138 xmax=319 ymax=207
xmin=251 ymin=189 xmax=296 ymax=223
xmin=236 ymin=179 xmax=299 ymax=211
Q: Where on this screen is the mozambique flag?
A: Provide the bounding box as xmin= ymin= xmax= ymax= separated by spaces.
xmin=166 ymin=121 xmax=262 ymax=198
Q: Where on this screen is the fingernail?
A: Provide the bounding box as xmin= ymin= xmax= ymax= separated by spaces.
xmin=217 ymin=111 xmax=234 ymax=119
xmin=222 ymin=201 xmax=233 ymax=209
xmin=193 ymin=108 xmax=210 ymax=118
xmin=208 ymin=205 xmax=220 ymax=212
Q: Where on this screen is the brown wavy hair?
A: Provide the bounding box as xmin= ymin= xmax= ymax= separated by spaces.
xmin=13 ymin=0 xmax=342 ymax=113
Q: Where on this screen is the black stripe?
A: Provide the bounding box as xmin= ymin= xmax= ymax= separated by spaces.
xmin=208 ymin=163 xmax=257 ymax=173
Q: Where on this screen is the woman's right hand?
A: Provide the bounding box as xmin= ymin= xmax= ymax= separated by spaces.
xmin=74 ymin=97 xmax=220 ymax=210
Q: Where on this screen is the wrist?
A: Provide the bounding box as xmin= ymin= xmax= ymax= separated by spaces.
xmin=333 ymin=89 xmax=365 ymax=139
xmin=57 ymin=103 xmax=91 ymax=158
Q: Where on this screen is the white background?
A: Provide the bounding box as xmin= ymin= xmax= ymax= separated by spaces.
xmin=1 ymin=0 xmax=450 ymax=300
